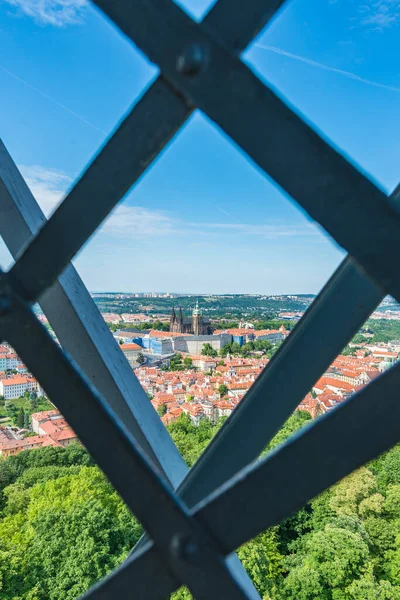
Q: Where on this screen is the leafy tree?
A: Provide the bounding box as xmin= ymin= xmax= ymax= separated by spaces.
xmin=329 ymin=468 xmax=378 ymax=517
xmin=237 ymin=530 xmax=284 ymax=597
xmin=16 ymin=408 xmax=25 ymax=429
xmin=183 ymin=357 xmax=193 ymax=368
xmin=29 ymin=395 xmax=38 ymax=411
xmin=342 ymin=345 xmax=357 ymax=356
xmin=262 ymin=410 xmax=312 ymax=457
xmin=346 ymin=571 xmax=400 ymax=600
xmin=168 ymin=354 xmax=184 ymax=371
xmin=372 ymin=445 xmax=400 ymax=490
xmin=0 ymin=402 xmax=399 ymax=600
xmin=218 ymin=384 xmax=228 ymax=397
xmin=281 ymin=525 xmax=370 ymax=599
xmin=266 ymin=343 xmax=282 ymax=359
xmin=242 ymin=341 xmax=255 ymax=352
xmin=136 ymin=352 xmax=145 ymax=365
xmin=171 ymin=586 xmax=192 ymax=600
xmin=167 ymin=413 xmax=225 ymax=467
xmin=219 ymin=344 xmax=231 ymax=358
xmin=201 ymin=343 xmax=217 ymax=357
xmin=253 ymin=339 xmax=272 ymax=352
xmin=157 ymin=403 xmax=167 ymax=417
xmin=0 ymin=467 xmax=142 ymax=600
xmin=254 ymin=319 xmax=292 ymax=331
xmin=230 ymin=342 xmax=241 ymax=354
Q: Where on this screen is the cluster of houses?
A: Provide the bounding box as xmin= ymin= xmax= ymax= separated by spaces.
xmin=0 ymin=410 xmax=77 ymax=457
xmin=0 ymin=328 xmax=398 ymax=458
xmin=137 ymin=343 xmax=399 ymax=426
xmin=137 ymin=357 xmax=269 ymax=426
xmin=300 ymin=345 xmax=397 ymax=416
xmin=0 ymin=344 xmax=43 ymax=400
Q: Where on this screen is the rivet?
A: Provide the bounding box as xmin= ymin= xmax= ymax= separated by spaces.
xmin=170 ymin=533 xmax=200 ymax=564
xmin=176 ymin=43 xmax=205 ymax=76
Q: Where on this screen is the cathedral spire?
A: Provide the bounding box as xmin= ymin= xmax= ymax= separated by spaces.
xmin=193 ymin=298 xmax=200 ymax=316
xmin=170 ymin=306 xmax=176 ymax=322
xmin=179 ymin=307 xmax=183 ymax=322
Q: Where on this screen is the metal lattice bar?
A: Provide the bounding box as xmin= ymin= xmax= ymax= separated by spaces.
xmin=93 ymin=0 xmax=400 ymax=301
xmin=201 ymin=361 xmax=400 ymax=550
xmin=176 ymin=256 xmax=385 ymax=505
xmin=0 ymin=288 xmax=253 ymax=600
xmin=81 ymin=350 xmax=400 ymax=600
xmin=6 ymin=84 xmax=190 ymax=304
xmin=6 ymin=0 xmax=285 ymax=305
xmin=83 ymin=541 xmax=177 ymax=600
xmin=0 ymin=140 xmax=187 ymax=488
xmin=3 ymin=269 xmax=400 ymax=600
xmin=0 ymin=141 xmax=260 ymax=599
xmin=1 ymin=0 xmax=400 ymax=597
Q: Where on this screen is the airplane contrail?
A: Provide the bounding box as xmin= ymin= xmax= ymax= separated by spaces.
xmin=0 ymin=63 xmax=108 ymax=135
xmin=255 ymin=43 xmax=400 ymax=95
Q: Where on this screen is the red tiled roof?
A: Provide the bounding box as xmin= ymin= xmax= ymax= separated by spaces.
xmin=120 ymin=343 xmax=143 ymax=351
xmin=0 ymin=376 xmax=29 ymax=386
xmin=31 ymin=410 xmax=60 ymax=422
xmin=314 ymin=377 xmax=355 ymax=392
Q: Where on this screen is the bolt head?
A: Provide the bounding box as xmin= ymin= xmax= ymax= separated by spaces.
xmin=170 ymin=533 xmax=200 ymax=564
xmin=176 ymin=43 xmax=205 ymax=76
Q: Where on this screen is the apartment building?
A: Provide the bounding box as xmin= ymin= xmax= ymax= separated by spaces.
xmin=0 ymin=376 xmax=41 ymax=400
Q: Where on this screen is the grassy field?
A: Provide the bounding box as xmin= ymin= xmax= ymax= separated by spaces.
xmin=0 ymin=397 xmax=54 ymax=423
xmin=10 ymin=397 xmax=53 ymax=412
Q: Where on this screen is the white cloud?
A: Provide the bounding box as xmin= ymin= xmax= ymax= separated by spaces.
xmin=20 ymin=165 xmax=71 ymax=217
xmin=4 ymin=0 xmax=87 ymax=26
xmin=101 ymin=205 xmax=177 ymax=238
xmin=19 ymin=165 xmax=178 ymax=237
xmin=197 ymin=222 xmax=323 ymax=240
xmin=19 ymin=164 xmax=324 ymax=243
xmin=359 ymin=0 xmax=400 ymax=29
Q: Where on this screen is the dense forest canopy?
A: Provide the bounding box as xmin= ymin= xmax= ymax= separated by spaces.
xmin=0 ymin=413 xmax=398 ymax=599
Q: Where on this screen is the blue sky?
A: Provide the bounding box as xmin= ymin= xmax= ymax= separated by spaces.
xmin=0 ymin=0 xmax=400 ymax=294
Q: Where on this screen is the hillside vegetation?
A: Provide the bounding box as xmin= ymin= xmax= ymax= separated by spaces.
xmin=0 ymin=414 xmax=398 ymax=599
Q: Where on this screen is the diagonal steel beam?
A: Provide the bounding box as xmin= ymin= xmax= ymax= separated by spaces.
xmin=3 ymin=0 xmax=400 ymax=596
xmin=3 ymin=0 xmax=395 ymax=538
xmin=177 ymin=255 xmax=385 ymax=505
xmin=126 ymin=255 xmax=385 ymax=552
xmin=4 ymin=272 xmax=400 ymax=600
xmin=6 ymin=0 xmax=287 ymax=304
xmin=0 ymin=289 xmax=253 ymax=600
xmin=0 ymin=138 xmax=259 ymax=597
xmin=182 ymin=178 xmax=397 ymax=500
xmin=200 ymin=361 xmax=400 ymax=550
xmin=81 ymin=351 xmax=400 ymax=600
xmin=0 ymin=140 xmax=187 ymax=488
xmin=90 ymin=0 xmax=400 ymax=305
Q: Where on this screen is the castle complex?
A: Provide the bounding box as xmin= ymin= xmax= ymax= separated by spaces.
xmin=170 ymin=301 xmax=212 ymax=335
